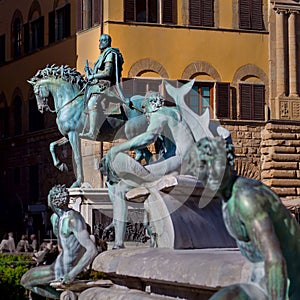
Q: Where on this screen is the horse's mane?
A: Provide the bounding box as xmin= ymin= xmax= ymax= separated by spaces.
xmin=30 ymin=64 xmax=86 ymax=90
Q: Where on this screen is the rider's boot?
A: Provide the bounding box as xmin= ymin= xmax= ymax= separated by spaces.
xmin=80 ymin=109 xmax=98 ymax=140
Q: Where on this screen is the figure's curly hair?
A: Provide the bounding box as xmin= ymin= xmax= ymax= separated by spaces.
xmin=48 ymin=184 xmax=69 ymax=208
xmin=142 ymin=91 xmax=165 ymax=111
xmin=196 ymin=137 xmax=235 ymax=167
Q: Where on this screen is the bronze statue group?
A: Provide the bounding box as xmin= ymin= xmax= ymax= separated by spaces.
xmin=23 ymin=33 xmax=300 ymax=300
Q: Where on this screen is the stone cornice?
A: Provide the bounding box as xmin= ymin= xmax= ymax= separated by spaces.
xmin=272 ymin=0 xmax=300 ymax=13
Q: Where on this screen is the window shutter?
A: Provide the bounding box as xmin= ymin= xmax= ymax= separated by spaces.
xmin=23 ymin=23 xmax=29 ymax=53
xmin=76 ymin=0 xmax=83 ymax=31
xmin=48 ymin=11 xmax=55 ymax=43
xmin=0 ymin=35 xmax=5 ymax=64
xmin=64 ymin=3 xmax=71 ymax=38
xmin=202 ymin=0 xmax=214 ymax=27
xmin=124 ymin=0 xmax=135 ymax=22
xmin=162 ymin=0 xmax=176 ymax=24
xmin=239 ymin=84 xmax=251 ymax=120
xmin=253 ymin=84 xmax=264 ymax=120
xmin=251 ymin=0 xmax=264 ymax=30
xmin=121 ymin=78 xmax=134 ymax=97
xmin=239 ymin=0 xmax=250 ymax=29
xmin=189 ymin=0 xmax=201 ymax=26
xmin=93 ymin=0 xmax=101 ymax=24
xmin=38 ymin=17 xmax=44 ymax=48
xmin=216 ymin=82 xmax=230 ymax=118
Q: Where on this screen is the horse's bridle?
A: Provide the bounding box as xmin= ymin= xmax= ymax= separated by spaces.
xmin=34 ymin=84 xmax=56 ymax=113
xmin=34 ymin=83 xmax=87 ymax=115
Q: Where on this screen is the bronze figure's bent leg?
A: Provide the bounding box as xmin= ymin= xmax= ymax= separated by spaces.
xmin=21 ymin=264 xmax=61 ymax=299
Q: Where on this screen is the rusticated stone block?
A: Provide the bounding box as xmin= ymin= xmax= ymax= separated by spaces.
xmin=263 ymin=153 xmax=300 ymax=162
xmin=238 ymin=125 xmax=249 ymax=131
xmin=261 ymin=140 xmax=286 ymax=147
xmin=269 ymin=187 xmax=297 ymax=196
xmin=261 ymin=161 xmax=298 ymax=170
xmin=261 ymin=170 xmax=296 ymax=179
xmin=261 ymin=132 xmax=297 ymax=140
xmin=264 ymin=123 xmax=300 ymax=133
xmin=271 ymin=146 xmax=296 ymax=154
xmin=263 ymin=179 xmax=300 ymax=187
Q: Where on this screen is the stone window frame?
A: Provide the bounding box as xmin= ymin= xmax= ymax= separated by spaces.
xmin=76 ymin=0 xmax=102 ymax=32
xmin=232 ymin=63 xmax=268 ymax=120
xmin=124 ymin=0 xmax=177 ymax=25
xmin=24 ymin=0 xmax=44 ymax=53
xmin=48 ymin=2 xmax=71 ymax=43
xmin=232 ymin=0 xmax=267 ymax=31
xmin=11 ymin=9 xmax=23 ymax=59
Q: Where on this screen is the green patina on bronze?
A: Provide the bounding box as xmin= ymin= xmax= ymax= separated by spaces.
xmin=21 ymin=185 xmax=98 ymax=299
xmin=196 ymin=137 xmax=300 ymax=300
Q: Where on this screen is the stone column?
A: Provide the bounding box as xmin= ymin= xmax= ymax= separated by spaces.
xmin=288 ymin=11 xmax=298 ymax=97
xmin=275 ymin=9 xmax=286 ymax=97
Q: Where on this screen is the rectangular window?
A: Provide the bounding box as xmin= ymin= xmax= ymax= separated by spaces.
xmin=13 ymin=19 xmax=22 ymax=58
xmin=0 ymin=35 xmax=5 ymax=64
xmin=24 ymin=17 xmax=44 ymax=53
xmin=239 ymin=0 xmax=264 ymax=30
xmin=31 ymin=17 xmax=44 ymax=50
xmin=49 ymin=3 xmax=71 ymax=43
xmin=122 ymin=79 xmax=233 ymax=119
xmin=185 ymin=82 xmax=214 ymax=116
xmin=216 ymin=82 xmax=230 ymax=118
xmin=124 ymin=0 xmax=177 ymax=24
xmin=239 ymin=83 xmax=265 ymax=120
xmin=189 ymin=0 xmax=214 ymax=27
xmin=77 ymin=0 xmax=102 ymax=31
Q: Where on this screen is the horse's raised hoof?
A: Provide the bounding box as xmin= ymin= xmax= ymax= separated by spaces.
xmin=112 ymin=244 xmax=125 ymax=250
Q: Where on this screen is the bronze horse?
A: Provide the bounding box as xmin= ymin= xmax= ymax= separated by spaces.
xmin=28 ymin=65 xmax=150 ymax=188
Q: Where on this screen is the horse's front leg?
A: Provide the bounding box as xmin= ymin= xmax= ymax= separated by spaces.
xmin=68 ymin=131 xmax=83 ymax=188
xmin=49 ymin=137 xmax=69 ymax=172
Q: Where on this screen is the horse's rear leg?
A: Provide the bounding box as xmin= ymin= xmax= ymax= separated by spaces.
xmin=49 ymin=137 xmax=69 ymax=172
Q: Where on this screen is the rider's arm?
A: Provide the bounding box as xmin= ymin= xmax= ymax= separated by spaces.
xmin=91 ymin=53 xmax=114 ymax=80
xmin=109 ymin=113 xmax=167 ymax=154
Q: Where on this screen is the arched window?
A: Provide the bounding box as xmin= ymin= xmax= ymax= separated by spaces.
xmin=0 ymin=93 xmax=9 ymax=138
xmin=49 ymin=3 xmax=71 ymax=43
xmin=13 ymin=96 xmax=22 ymax=135
xmin=11 ymin=10 xmax=23 ymax=58
xmin=24 ymin=1 xmax=44 ymax=53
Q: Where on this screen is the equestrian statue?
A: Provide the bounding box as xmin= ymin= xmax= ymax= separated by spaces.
xmin=28 ymin=34 xmax=151 ymax=188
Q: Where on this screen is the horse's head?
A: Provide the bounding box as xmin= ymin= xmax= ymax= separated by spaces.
xmin=28 ymin=79 xmax=51 ymax=113
xmin=28 ymin=65 xmax=86 ymax=114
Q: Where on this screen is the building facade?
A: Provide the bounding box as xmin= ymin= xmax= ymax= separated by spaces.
xmin=0 ymin=0 xmax=300 ymax=234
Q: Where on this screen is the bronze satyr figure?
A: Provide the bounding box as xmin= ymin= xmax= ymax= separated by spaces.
xmin=21 ymin=185 xmax=98 ymax=299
